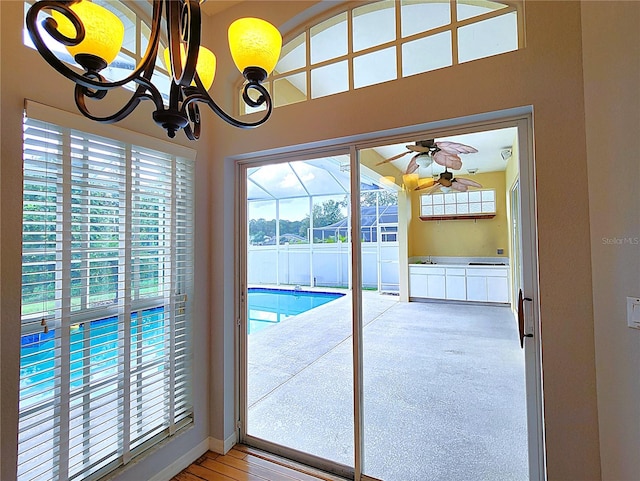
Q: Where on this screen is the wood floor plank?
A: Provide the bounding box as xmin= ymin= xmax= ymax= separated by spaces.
xmin=171 ymin=446 xmax=345 ymax=481
xmin=174 ymin=473 xmax=213 ymax=481
xmin=200 ymin=451 xmax=222 ymax=462
xmin=215 ymin=453 xmax=303 ymax=481
xmin=227 ymin=447 xmax=249 ymax=460
xmin=199 ymin=457 xmax=270 ymax=481
xmin=186 ymin=464 xmax=236 ymax=481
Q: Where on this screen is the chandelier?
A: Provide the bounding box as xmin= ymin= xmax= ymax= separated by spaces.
xmin=25 ymin=0 xmax=282 ymax=140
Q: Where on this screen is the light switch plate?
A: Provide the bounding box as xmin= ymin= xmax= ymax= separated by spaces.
xmin=627 ymin=297 xmax=640 ymax=329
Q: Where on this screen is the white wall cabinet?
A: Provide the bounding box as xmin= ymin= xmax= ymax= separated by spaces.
xmin=409 ymin=264 xmax=509 ymax=303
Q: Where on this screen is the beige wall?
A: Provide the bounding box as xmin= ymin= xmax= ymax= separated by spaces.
xmin=6 ymin=1 xmax=640 ymax=480
xmin=582 ymin=2 xmax=640 ymax=480
xmin=206 ymin=1 xmax=601 ymax=479
xmin=408 ymin=171 xmax=509 ymax=258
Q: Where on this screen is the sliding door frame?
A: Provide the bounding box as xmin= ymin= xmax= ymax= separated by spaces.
xmin=234 ymin=109 xmax=545 ymax=481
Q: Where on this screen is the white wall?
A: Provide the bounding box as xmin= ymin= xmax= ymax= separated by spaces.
xmin=206 ymin=1 xmax=601 ymax=479
xmin=582 ymin=3 xmax=640 ymax=480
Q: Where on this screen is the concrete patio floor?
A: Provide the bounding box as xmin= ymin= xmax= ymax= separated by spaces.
xmin=247 ymin=291 xmax=529 ymax=481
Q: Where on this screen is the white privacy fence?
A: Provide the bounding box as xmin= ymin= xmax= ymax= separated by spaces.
xmin=248 ymin=242 xmax=400 ymax=292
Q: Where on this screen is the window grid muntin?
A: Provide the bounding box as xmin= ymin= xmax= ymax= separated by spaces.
xmin=239 ymin=0 xmax=521 ymax=114
xmin=420 ymin=188 xmax=496 ymax=217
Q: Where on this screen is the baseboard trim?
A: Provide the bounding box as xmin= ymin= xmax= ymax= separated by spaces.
xmin=148 ymin=438 xmax=209 ymax=481
xmin=209 ymin=432 xmax=237 ymax=454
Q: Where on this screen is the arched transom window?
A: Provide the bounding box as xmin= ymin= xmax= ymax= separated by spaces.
xmin=242 ymin=0 xmax=522 ymax=114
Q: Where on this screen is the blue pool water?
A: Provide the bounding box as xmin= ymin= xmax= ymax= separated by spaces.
xmin=19 ymin=307 xmax=165 ymax=408
xmin=247 ymin=287 xmax=344 ymax=334
xmin=19 ymin=289 xmax=343 ymax=403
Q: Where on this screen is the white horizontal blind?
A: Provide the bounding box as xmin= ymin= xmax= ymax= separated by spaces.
xmin=19 ymin=117 xmax=194 ymax=481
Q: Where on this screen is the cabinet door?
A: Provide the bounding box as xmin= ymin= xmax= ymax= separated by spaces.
xmin=409 ymin=273 xmax=428 ymax=298
xmin=427 ymin=274 xmax=446 ymax=299
xmin=445 ymin=275 xmax=466 ymax=300
xmin=466 ymin=276 xmax=487 ymax=301
xmin=487 ymin=276 xmax=509 ymax=303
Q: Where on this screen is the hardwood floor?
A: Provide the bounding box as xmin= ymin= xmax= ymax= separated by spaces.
xmin=171 ymin=445 xmax=347 ymax=481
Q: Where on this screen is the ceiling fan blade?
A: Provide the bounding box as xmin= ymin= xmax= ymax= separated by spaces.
xmin=417 ymin=181 xmax=442 ymax=194
xmin=451 ymin=181 xmax=468 ymax=192
xmin=433 ymin=151 xmax=463 ymax=170
xmin=376 ymin=150 xmax=411 ymax=165
xmin=435 ymin=141 xmax=478 ymax=154
xmin=454 ymin=177 xmax=483 ymax=188
xmin=405 ymin=156 xmax=419 ymax=174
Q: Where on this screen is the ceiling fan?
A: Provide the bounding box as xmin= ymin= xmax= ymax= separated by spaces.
xmin=415 ymin=168 xmax=483 ymax=194
xmin=377 ymin=139 xmax=478 ymax=174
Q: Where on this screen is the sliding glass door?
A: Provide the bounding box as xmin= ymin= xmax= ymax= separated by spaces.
xmin=240 ymin=119 xmax=542 ymax=481
xmin=242 ymin=153 xmax=356 ymax=471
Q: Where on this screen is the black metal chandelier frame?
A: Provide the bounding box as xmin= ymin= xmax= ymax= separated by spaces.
xmin=25 ymin=0 xmax=273 ymax=140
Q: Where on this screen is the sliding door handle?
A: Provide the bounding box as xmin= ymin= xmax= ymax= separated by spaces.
xmin=517 ymin=289 xmax=533 ymax=348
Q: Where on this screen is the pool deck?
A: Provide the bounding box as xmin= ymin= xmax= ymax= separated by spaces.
xmin=247 ymin=290 xmax=529 ymax=481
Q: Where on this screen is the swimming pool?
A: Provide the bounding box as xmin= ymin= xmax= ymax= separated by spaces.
xmin=248 ymin=287 xmax=344 ymax=334
xmin=19 ymin=288 xmax=343 ymax=401
xmin=19 ymin=307 xmax=165 ymax=408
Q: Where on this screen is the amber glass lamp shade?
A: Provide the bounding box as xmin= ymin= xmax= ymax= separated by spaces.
xmin=52 ymin=1 xmax=124 ymax=65
xmin=163 ymin=46 xmax=217 ymax=91
xmin=228 ymin=17 xmax=282 ymax=77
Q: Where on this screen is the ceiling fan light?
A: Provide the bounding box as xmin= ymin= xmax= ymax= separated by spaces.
xmin=163 ymin=46 xmax=217 ymax=91
xmin=52 ymin=1 xmax=124 ymax=65
xmin=440 ymin=186 xmax=452 ymax=193
xmin=228 ymin=17 xmax=282 ymax=77
xmin=415 ymin=155 xmax=433 ymax=169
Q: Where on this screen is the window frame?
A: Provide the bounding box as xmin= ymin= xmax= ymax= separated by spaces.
xmin=19 ymin=102 xmax=195 ymax=481
xmin=238 ymin=0 xmax=524 ymax=114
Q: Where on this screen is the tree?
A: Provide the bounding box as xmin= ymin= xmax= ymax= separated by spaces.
xmin=312 ymin=199 xmax=347 ymax=227
xmin=249 ymin=218 xmax=276 ymax=244
xmin=298 ymin=199 xmax=348 ymax=243
xmin=360 ymin=190 xmax=398 ymax=207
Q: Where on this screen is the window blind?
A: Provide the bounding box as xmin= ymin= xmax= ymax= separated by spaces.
xmin=20 ymin=116 xmax=194 ymax=481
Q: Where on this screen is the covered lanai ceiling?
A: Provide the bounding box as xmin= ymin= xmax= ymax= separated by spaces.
xmin=247 ymin=127 xmax=517 ymax=201
xmin=247 ymin=156 xmax=381 ymax=201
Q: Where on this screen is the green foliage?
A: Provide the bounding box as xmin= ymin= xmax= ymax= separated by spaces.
xmin=360 ymin=190 xmax=398 ymax=207
xmin=22 ymin=185 xmax=169 ymax=309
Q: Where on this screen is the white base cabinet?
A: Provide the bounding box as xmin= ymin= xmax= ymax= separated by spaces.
xmin=409 ymin=264 xmax=509 ymax=303
xmin=487 ymin=276 xmax=509 ymax=303
xmin=444 ymin=269 xmax=466 ymax=300
xmin=466 ymin=276 xmax=487 ymax=302
xmin=409 ymin=267 xmax=446 ymax=299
